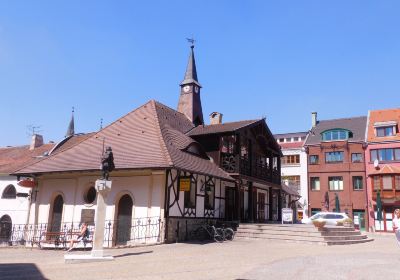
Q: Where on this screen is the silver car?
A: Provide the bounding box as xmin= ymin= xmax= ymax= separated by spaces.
xmin=304 ymin=212 xmax=350 ymax=226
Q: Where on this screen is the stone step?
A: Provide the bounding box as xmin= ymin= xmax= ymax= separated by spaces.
xmin=234 ymin=223 xmax=373 ymax=246
xmin=236 ymin=231 xmax=325 ymax=239
xmin=235 ymin=235 xmax=327 ymax=245
xmin=326 ymin=238 xmax=374 ymax=245
xmin=236 ymin=229 xmax=322 ymax=237
xmin=320 ymin=231 xmax=361 ymax=236
xmin=236 ymin=234 xmax=374 ymax=245
xmin=323 ymin=235 xmax=368 ymax=241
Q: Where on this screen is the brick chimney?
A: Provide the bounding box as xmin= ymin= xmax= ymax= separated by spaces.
xmin=210 ymin=112 xmax=223 ymax=125
xmin=30 ymin=134 xmax=44 ymax=150
xmin=311 ymin=112 xmax=318 ymax=128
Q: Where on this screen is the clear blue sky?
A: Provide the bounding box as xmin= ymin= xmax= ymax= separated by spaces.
xmin=1 ymin=1 xmax=399 ymax=147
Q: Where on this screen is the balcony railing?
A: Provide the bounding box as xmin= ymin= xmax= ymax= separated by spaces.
xmin=0 ymin=216 xmax=164 ymax=247
xmin=220 ymin=152 xmax=280 ymax=184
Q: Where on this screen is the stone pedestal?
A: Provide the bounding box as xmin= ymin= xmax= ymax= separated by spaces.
xmin=65 ymin=179 xmax=114 ymax=263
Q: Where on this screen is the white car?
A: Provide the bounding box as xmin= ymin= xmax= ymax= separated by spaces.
xmin=303 ymin=212 xmax=350 ymax=226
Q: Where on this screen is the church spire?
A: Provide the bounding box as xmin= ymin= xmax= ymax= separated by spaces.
xmin=180 ymin=42 xmax=201 ymax=87
xmin=65 ymin=107 xmax=75 ymax=138
xmin=177 ymin=40 xmax=204 ymax=126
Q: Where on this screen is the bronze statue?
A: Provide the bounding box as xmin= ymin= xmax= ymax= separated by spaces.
xmin=101 ymin=146 xmax=115 ymax=180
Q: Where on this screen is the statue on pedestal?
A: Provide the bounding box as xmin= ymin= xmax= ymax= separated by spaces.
xmin=101 ymin=146 xmax=115 ymax=180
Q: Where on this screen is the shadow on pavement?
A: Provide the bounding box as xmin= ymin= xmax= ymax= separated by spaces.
xmin=113 ymin=250 xmax=153 ymax=258
xmin=0 ymin=263 xmax=48 ymax=280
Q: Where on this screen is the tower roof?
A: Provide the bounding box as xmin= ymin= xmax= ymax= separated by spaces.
xmin=180 ymin=45 xmax=202 ymax=87
xmin=65 ymin=108 xmax=75 ymax=138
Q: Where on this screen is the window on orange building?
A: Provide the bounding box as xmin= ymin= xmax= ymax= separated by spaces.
xmin=373 ymin=176 xmax=381 ymax=191
xmin=383 ymin=175 xmax=392 ymax=190
xmin=395 ymin=176 xmax=400 ymax=191
xmin=376 ymin=126 xmax=394 ymax=137
xmin=310 ymin=177 xmax=320 ymax=191
xmin=352 ymin=176 xmax=363 ymax=190
xmin=309 ymin=155 xmax=319 ymax=165
xmin=328 ymin=176 xmax=343 ymax=191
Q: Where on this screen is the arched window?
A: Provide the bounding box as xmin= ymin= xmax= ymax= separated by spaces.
xmin=0 ymin=215 xmax=12 ymax=241
xmin=2 ymin=185 xmax=16 ymax=199
xmin=84 ymin=186 xmax=96 ymax=204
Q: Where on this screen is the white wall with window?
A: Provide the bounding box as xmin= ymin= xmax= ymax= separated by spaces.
xmin=0 ymin=176 xmax=31 ymax=226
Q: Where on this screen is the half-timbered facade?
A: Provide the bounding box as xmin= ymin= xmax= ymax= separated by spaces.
xmin=188 ymin=116 xmax=283 ymax=223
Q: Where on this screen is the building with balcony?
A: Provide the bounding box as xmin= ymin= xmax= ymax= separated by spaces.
xmin=365 ymin=108 xmax=400 ymax=232
xmin=189 ymin=117 xmax=283 ymax=223
xmin=304 ymin=113 xmax=368 ymax=230
xmin=275 ymin=132 xmax=308 ymax=222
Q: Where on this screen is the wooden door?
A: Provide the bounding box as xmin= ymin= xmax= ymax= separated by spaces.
xmin=116 ymin=194 xmax=133 ymax=244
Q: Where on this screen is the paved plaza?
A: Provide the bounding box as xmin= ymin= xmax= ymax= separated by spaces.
xmin=0 ymin=233 xmax=398 ymax=280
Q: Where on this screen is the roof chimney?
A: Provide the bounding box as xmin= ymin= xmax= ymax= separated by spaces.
xmin=311 ymin=112 xmax=318 ymax=128
xmin=210 ymin=112 xmax=223 ymax=125
xmin=30 ymin=134 xmax=44 ymax=150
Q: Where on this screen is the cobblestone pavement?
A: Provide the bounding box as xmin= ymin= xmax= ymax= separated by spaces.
xmin=0 ymin=233 xmax=398 ymax=280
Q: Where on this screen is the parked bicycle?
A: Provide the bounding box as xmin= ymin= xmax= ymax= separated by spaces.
xmin=222 ymin=226 xmax=235 ymax=241
xmin=190 ymin=223 xmax=225 ymax=242
xmin=216 ymin=222 xmax=235 ymax=241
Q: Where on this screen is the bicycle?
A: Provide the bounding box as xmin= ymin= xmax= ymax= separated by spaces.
xmin=223 ymin=227 xmax=235 ymax=241
xmin=189 ymin=223 xmax=225 ymax=242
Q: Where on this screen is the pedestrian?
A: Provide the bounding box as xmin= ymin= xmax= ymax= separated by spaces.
xmin=67 ymin=223 xmax=89 ymax=252
xmin=392 ymin=209 xmax=400 ymax=246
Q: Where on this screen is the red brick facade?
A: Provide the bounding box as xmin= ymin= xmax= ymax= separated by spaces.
xmin=307 ymin=141 xmax=368 ymax=219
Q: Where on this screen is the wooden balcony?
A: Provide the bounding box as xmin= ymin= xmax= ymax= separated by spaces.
xmin=373 ymin=188 xmax=400 ymax=200
xmin=220 ymin=152 xmax=280 ymax=184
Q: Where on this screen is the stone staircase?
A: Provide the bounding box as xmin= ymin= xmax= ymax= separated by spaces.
xmin=235 ymin=223 xmax=373 ymax=245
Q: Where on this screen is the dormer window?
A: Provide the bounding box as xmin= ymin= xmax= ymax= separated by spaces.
xmin=374 ymin=121 xmax=397 ymax=137
xmin=321 ymin=129 xmax=352 ymax=141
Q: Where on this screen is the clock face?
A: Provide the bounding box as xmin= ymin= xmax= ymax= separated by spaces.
xmin=183 ymin=85 xmax=190 ymax=93
xmin=194 ymin=86 xmax=199 ymax=93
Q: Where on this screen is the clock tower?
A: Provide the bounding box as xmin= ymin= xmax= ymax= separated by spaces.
xmin=177 ymin=44 xmax=204 ymax=126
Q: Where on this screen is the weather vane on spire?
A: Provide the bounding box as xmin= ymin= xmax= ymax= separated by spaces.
xmin=186 ymin=37 xmax=195 ymax=48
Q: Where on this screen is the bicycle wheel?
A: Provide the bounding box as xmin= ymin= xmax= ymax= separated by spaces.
xmin=224 ymin=228 xmax=235 ymax=241
xmin=190 ymin=227 xmax=207 ymax=242
xmin=213 ymin=228 xmax=225 ymax=243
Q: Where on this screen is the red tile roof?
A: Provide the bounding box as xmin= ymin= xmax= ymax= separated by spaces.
xmin=279 ymin=142 xmax=304 ymax=149
xmin=0 ymin=143 xmax=54 ymax=174
xmin=367 ymin=108 xmax=400 ymax=142
xmin=14 ymin=100 xmax=233 ymax=181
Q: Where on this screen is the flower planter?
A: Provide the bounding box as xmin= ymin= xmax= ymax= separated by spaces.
xmin=312 ymin=220 xmax=326 ymax=229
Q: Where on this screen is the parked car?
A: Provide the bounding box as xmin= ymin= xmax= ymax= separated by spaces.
xmin=303 ymin=212 xmax=350 ymax=226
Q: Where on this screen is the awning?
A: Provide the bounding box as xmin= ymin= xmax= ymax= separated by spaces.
xmin=369 ymin=165 xmax=400 ymax=175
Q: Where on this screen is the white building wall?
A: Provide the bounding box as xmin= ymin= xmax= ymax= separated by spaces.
xmin=32 ymin=174 xmax=164 ymax=226
xmin=0 ymin=176 xmax=31 ymax=225
xmin=280 ymin=148 xmax=309 ymax=220
xmin=25 ymin=172 xmax=165 ymax=247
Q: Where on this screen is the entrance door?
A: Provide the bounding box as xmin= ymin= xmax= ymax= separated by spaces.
xmin=50 ymin=195 xmax=64 ymax=232
xmin=225 ymin=188 xmax=236 ymax=221
xmin=258 ymin=193 xmax=265 ymax=222
xmin=0 ymin=215 xmax=12 ymax=242
xmin=116 ymin=194 xmax=133 ymax=245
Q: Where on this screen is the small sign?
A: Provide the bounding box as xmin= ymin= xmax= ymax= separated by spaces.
xmin=81 ymin=209 xmax=95 ymax=225
xmin=282 ymin=208 xmax=293 ymax=224
xmin=179 ymin=177 xmax=191 ymax=192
